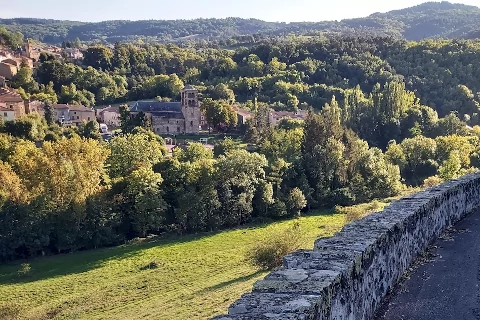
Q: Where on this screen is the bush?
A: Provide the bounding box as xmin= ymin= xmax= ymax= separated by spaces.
xmin=422 ymin=175 xmax=444 ymax=188
xmin=247 ymin=223 xmax=303 ymax=270
xmin=140 ymin=260 xmax=160 ymax=271
xmin=336 ymin=200 xmax=385 ymax=224
xmin=17 ymin=263 xmax=32 ymax=277
xmin=0 ymin=303 xmax=23 ymax=320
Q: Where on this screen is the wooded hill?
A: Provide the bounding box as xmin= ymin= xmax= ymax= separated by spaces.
xmin=1 ymin=1 xmax=479 ymax=44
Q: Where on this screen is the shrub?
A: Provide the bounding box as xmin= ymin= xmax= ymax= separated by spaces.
xmin=140 ymin=260 xmax=160 ymax=271
xmin=0 ymin=303 xmax=23 ymax=320
xmin=422 ymin=175 xmax=444 ymax=188
xmin=247 ymin=223 xmax=303 ymax=270
xmin=336 ymin=200 xmax=385 ymax=224
xmin=17 ymin=263 xmax=32 ymax=277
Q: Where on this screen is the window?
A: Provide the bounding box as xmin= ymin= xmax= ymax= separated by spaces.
xmin=3 ymin=112 xmax=7 ymax=117
xmin=177 ymin=127 xmax=180 ymax=132
xmin=87 ymin=117 xmax=90 ymax=121
xmin=167 ymin=127 xmax=170 ymax=133
xmin=190 ymin=121 xmax=193 ymax=126
xmin=77 ymin=116 xmax=79 ymax=120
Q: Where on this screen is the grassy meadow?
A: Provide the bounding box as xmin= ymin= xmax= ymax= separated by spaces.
xmin=0 ymin=211 xmax=347 ymax=320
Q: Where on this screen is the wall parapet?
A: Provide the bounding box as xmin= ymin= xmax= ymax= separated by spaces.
xmin=213 ymin=173 xmax=480 ymax=320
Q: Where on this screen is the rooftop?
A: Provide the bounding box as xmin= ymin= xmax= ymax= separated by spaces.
xmin=0 ymin=88 xmax=24 ymax=103
xmin=53 ymin=104 xmax=93 ymax=112
xmin=99 ymin=106 xmax=121 ymax=114
xmin=0 ymin=106 xmax=14 ymax=112
xmin=131 ymin=101 xmax=184 ymax=119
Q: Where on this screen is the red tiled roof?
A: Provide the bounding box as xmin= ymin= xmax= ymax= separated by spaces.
xmin=0 ymin=106 xmax=14 ymax=111
xmin=0 ymin=88 xmax=24 ymax=103
xmin=99 ymin=106 xmax=120 ymax=114
xmin=53 ymin=104 xmax=92 ymax=112
xmin=233 ymin=106 xmax=254 ymax=118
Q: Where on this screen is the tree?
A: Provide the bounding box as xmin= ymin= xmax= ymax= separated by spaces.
xmin=214 ymin=137 xmax=238 ymax=157
xmin=83 ymin=46 xmax=113 ymax=70
xmin=201 ymin=98 xmax=237 ymax=131
xmin=439 ymin=151 xmax=463 ymax=181
xmin=78 ymin=120 xmax=102 ymax=141
xmin=107 ymin=132 xmax=166 ymax=178
xmin=212 ymin=83 xmax=235 ymax=103
xmin=123 ymin=167 xmax=167 ymax=237
xmin=177 ymin=143 xmax=213 ymax=163
xmin=11 ymin=60 xmax=38 ymax=93
xmin=44 ymin=103 xmax=55 ymax=125
xmin=286 ymin=188 xmax=306 ymax=217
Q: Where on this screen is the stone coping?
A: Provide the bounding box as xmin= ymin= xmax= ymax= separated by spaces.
xmin=213 ymin=173 xmax=480 ymax=320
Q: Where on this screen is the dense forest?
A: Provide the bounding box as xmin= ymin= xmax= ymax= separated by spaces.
xmin=1 ymin=2 xmax=479 ymax=44
xmin=2 ymin=20 xmax=480 ymax=260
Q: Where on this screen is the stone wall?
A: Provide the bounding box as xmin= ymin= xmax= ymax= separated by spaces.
xmin=213 ymin=173 xmax=480 ymax=320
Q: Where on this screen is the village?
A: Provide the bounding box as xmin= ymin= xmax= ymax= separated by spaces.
xmin=0 ymin=40 xmax=307 ymax=148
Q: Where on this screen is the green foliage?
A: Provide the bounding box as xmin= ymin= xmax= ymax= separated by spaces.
xmin=107 ymin=131 xmax=166 ymax=178
xmin=3 ymin=3 xmax=479 ymax=44
xmin=0 ymin=211 xmax=344 ymax=319
xmin=0 ymin=26 xmax=23 ymax=49
xmin=336 ymin=200 xmax=387 ymax=224
xmin=247 ymin=222 xmax=303 ymax=270
xmin=16 ymin=263 xmax=31 ymax=277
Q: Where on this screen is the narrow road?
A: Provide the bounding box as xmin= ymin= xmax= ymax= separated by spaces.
xmin=376 ymin=209 xmax=480 ymax=320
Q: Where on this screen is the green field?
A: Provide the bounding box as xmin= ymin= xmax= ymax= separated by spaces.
xmin=0 ymin=212 xmax=345 ymax=320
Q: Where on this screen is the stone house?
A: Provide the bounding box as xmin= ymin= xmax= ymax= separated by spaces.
xmin=233 ymin=106 xmax=254 ymax=125
xmin=130 ymin=85 xmax=201 ymax=135
xmin=97 ymin=106 xmax=121 ymax=127
xmin=0 ymin=105 xmax=15 ymax=121
xmin=53 ymin=104 xmax=96 ymax=126
xmin=0 ymin=61 xmax=17 ymax=79
xmin=269 ymin=109 xmax=307 ymax=126
xmin=25 ymin=100 xmax=45 ymax=117
xmin=0 ymin=88 xmax=25 ymax=118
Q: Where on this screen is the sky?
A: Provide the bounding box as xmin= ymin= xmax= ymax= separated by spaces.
xmin=1 ymin=0 xmax=479 ymax=22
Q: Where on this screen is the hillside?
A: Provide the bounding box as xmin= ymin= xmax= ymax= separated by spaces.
xmin=0 ymin=211 xmax=345 ymax=320
xmin=0 ymin=1 xmax=479 ymax=44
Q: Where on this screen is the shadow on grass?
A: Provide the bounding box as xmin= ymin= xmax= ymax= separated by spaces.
xmin=0 ymin=209 xmax=336 ymax=285
xmin=198 ymin=270 xmax=266 ymax=294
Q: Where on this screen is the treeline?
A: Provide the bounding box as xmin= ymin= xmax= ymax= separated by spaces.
xmin=0 ymin=27 xmax=24 ymax=49
xmin=2 ymin=76 xmax=480 ymax=260
xmin=11 ymin=36 xmax=480 ymax=125
xmin=1 ymin=2 xmax=479 ymax=43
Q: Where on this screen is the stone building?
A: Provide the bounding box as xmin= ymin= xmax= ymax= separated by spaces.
xmin=97 ymin=106 xmax=121 ymax=127
xmin=52 ymin=104 xmax=96 ymax=126
xmin=130 ymin=85 xmax=201 ymax=135
xmin=0 ymin=88 xmax=25 ymax=118
xmin=269 ymin=109 xmax=308 ymax=126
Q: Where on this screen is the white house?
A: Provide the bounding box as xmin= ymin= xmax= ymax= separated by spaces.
xmin=0 ymin=105 xmax=15 ymax=122
xmin=98 ymin=106 xmax=121 ymax=127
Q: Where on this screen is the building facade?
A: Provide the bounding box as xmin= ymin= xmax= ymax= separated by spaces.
xmin=130 ymin=85 xmax=201 ymax=135
xmin=0 ymin=88 xmax=25 ymax=118
xmin=53 ymin=104 xmax=96 ymax=126
xmin=269 ymin=109 xmax=308 ymax=126
xmin=0 ymin=106 xmax=15 ymax=121
xmin=98 ymin=106 xmax=121 ymax=127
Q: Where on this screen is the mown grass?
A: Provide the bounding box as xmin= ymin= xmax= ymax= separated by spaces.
xmin=0 ymin=211 xmax=345 ymax=320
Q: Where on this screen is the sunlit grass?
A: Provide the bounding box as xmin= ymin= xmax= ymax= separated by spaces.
xmin=0 ymin=211 xmax=345 ymax=320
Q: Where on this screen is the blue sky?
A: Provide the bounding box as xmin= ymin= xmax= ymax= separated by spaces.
xmin=1 ymin=0 xmax=479 ymax=22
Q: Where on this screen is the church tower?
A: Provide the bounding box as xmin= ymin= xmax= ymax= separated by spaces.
xmin=24 ymin=39 xmax=32 ymax=59
xmin=181 ymin=85 xmax=201 ymax=134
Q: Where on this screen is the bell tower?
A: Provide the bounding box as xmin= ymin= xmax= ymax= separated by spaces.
xmin=181 ymin=85 xmax=201 ymax=134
